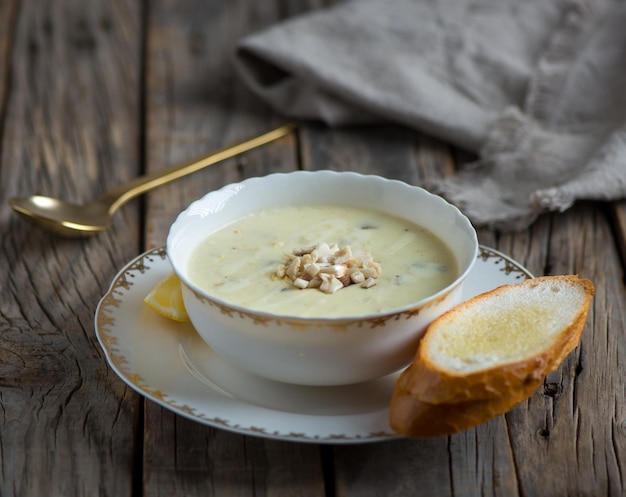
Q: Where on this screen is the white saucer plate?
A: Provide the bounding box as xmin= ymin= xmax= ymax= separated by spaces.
xmin=95 ymin=245 xmax=532 ymax=444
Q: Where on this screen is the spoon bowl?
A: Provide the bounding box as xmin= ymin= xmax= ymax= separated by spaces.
xmin=8 ymin=124 xmax=295 ymax=237
xmin=9 ymin=196 xmax=113 ymax=237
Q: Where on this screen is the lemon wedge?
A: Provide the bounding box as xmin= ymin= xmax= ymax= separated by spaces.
xmin=144 ymin=271 xmax=190 ymax=322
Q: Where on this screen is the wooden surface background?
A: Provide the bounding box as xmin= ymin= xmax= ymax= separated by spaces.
xmin=1 ymin=0 xmax=625 ymax=496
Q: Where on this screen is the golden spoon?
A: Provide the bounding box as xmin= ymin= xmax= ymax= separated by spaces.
xmin=9 ymin=123 xmax=296 ymax=237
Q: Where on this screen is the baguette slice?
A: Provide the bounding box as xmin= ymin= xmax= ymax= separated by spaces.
xmin=389 ymin=275 xmax=594 ymax=438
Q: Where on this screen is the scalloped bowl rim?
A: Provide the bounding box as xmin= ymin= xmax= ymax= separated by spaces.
xmin=166 ymin=170 xmax=478 ymax=322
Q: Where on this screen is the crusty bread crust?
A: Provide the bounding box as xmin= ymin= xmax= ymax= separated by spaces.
xmin=390 ymin=376 xmax=542 ymax=438
xmin=389 ymin=275 xmax=594 ymax=438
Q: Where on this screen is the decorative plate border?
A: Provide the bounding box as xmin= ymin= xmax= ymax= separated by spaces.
xmin=477 ymin=245 xmax=533 ymax=281
xmin=95 ymin=245 xmax=533 ymax=443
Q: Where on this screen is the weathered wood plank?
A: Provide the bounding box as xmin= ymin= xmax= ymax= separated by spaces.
xmin=501 ymin=202 xmax=626 ymax=497
xmin=145 ymin=407 xmax=326 ymax=497
xmin=609 ymin=200 xmax=626 ymax=278
xmin=142 ymin=1 xmax=325 ymax=495
xmin=143 ymin=0 xmax=310 ymax=248
xmin=298 ymin=125 xmax=463 ymax=497
xmin=0 ymin=0 xmax=143 ymax=495
xmin=0 ymin=0 xmax=16 ymax=135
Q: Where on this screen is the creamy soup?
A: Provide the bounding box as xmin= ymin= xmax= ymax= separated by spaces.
xmin=186 ymin=205 xmax=458 ymax=318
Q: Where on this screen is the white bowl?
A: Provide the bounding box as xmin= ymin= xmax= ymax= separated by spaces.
xmin=167 ymin=171 xmax=478 ymax=386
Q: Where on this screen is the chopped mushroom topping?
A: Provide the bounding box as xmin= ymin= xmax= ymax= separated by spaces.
xmin=275 ymin=242 xmax=381 ymax=294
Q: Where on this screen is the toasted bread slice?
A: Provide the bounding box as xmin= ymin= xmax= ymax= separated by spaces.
xmin=390 ymin=275 xmax=594 ymax=438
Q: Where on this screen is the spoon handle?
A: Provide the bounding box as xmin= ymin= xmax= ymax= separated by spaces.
xmin=98 ymin=123 xmax=297 ymax=215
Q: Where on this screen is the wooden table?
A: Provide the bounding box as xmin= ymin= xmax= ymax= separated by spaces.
xmin=2 ymin=1 xmax=625 ymax=495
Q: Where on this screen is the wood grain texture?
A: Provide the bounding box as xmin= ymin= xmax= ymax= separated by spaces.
xmin=609 ymin=200 xmax=626 ymax=277
xmin=144 ymin=406 xmax=326 ymax=497
xmin=142 ymin=1 xmax=323 ymax=496
xmin=502 ymin=202 xmax=626 ymax=497
xmin=0 ymin=1 xmax=143 ymax=495
xmin=2 ymin=0 xmax=625 ymax=495
xmin=143 ymin=0 xmax=303 ymax=248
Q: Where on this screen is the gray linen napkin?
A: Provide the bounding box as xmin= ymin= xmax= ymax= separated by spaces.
xmin=235 ymin=0 xmax=626 ymax=230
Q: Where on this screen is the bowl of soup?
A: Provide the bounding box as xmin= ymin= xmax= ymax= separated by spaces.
xmin=167 ymin=171 xmax=478 ymax=385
